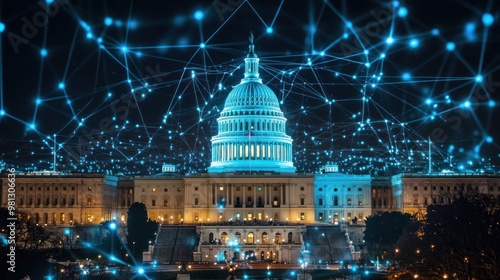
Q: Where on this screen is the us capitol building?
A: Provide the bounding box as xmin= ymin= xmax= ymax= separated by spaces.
xmin=2 ymin=35 xmax=500 ymax=264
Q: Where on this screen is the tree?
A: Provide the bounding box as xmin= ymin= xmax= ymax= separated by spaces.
xmin=126 ymin=202 xmax=159 ymax=261
xmin=388 ymin=192 xmax=500 ymax=280
xmin=363 ymin=211 xmax=417 ymax=260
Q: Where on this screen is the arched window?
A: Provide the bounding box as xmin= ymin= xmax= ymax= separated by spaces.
xmin=235 ymin=232 xmax=242 ymax=244
xmin=274 ymin=232 xmax=282 ymax=244
xmin=288 ymin=232 xmax=293 ymax=243
xmin=209 ymin=232 xmax=214 ymax=244
xmin=262 ymin=232 xmax=268 ymax=244
xmin=247 ymin=232 xmax=254 ymax=244
xmin=273 ymin=197 xmax=279 ymax=206
xmin=333 ymin=196 xmax=339 ymax=206
xmin=221 ymin=232 xmax=229 ymax=244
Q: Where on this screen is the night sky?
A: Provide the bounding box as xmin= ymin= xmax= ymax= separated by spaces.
xmin=0 ymin=0 xmax=499 ymax=174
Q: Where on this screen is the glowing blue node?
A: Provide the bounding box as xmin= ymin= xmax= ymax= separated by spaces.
xmin=64 ymin=228 xmax=70 ymax=235
xmin=29 ymin=123 xmax=36 ymax=130
xmin=364 ymin=270 xmax=370 ymax=275
xmin=266 ymin=27 xmax=273 ymax=34
xmin=488 ymin=100 xmax=495 ymax=107
xmin=409 ymin=38 xmax=419 ymax=48
xmin=426 ymin=98 xmax=432 ymax=105
xmin=386 ymin=37 xmax=394 ymax=44
xmin=365 ymin=62 xmax=370 ymax=68
xmin=194 ymin=10 xmax=204 ymax=21
xmin=431 ymin=28 xmax=439 ymax=35
xmin=486 ymin=136 xmax=493 ymax=143
xmin=402 ymin=73 xmax=411 ymax=80
xmin=346 ymin=21 xmax=352 ymax=28
xmin=121 ymin=46 xmax=128 ymax=52
xmin=36 ymin=98 xmax=42 ymax=105
xmin=446 ymin=42 xmax=455 ymax=51
xmin=97 ymin=37 xmax=103 ymax=44
xmin=115 ymin=20 xmax=123 ymax=27
xmin=0 ymin=109 xmax=5 ymax=116
xmin=392 ymin=1 xmax=400 ymax=7
xmin=200 ymin=43 xmax=206 ymax=48
xmin=40 ymin=49 xmax=48 ymax=57
xmin=482 ymin=13 xmax=494 ymax=27
xmin=86 ymin=32 xmax=93 ymax=39
xmin=58 ymin=82 xmax=65 ymax=89
xmin=104 ymin=17 xmax=113 ymax=26
xmin=381 ymin=53 xmax=386 ymax=58
xmin=0 ymin=22 xmax=5 ymax=33
xmin=46 ymin=0 xmax=54 ymax=3
xmin=343 ymin=33 xmax=348 ymax=39
xmin=109 ymin=222 xmax=117 ymax=230
xmin=475 ymin=75 xmax=483 ymax=82
xmin=398 ymin=7 xmax=408 ymax=18
xmin=463 ymin=101 xmax=471 ymax=108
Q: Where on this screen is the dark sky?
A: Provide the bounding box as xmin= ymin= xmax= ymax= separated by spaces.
xmin=1 ymin=0 xmax=499 ymax=174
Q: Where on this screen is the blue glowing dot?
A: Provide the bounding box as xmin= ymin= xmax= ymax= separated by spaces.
xmin=365 ymin=62 xmax=370 ymax=68
xmin=446 ymin=42 xmax=455 ymax=51
xmin=380 ymin=53 xmax=386 ymax=58
xmin=30 ymin=123 xmax=36 ymax=130
xmin=0 ymin=110 xmax=5 ymax=116
xmin=200 ymin=43 xmax=206 ymax=48
xmin=121 ymin=46 xmax=128 ymax=52
xmin=409 ymin=38 xmax=419 ymax=48
xmin=386 ymin=37 xmax=394 ymax=44
xmin=36 ymin=98 xmax=42 ymax=105
xmin=475 ymin=75 xmax=483 ymax=82
xmin=194 ymin=10 xmax=204 ymax=20
xmin=266 ymin=27 xmax=273 ymax=34
xmin=320 ymin=51 xmax=325 ymax=56
xmin=486 ymin=136 xmax=493 ymax=143
xmin=465 ymin=22 xmax=476 ymax=41
xmin=127 ymin=20 xmax=138 ymax=29
xmin=488 ymin=100 xmax=495 ymax=107
xmin=136 ymin=51 xmax=142 ymax=57
xmin=343 ymin=33 xmax=348 ymax=39
xmin=392 ymin=1 xmax=400 ymax=7
xmin=108 ymin=222 xmax=117 ymax=230
xmin=426 ymin=98 xmax=432 ymax=105
xmin=58 ymin=82 xmax=65 ymax=89
xmin=46 ymin=0 xmax=54 ymax=3
xmin=482 ymin=13 xmax=494 ymax=27
xmin=431 ymin=28 xmax=439 ymax=35
xmin=104 ymin=17 xmax=113 ymax=26
xmin=97 ymin=37 xmax=103 ymax=44
xmin=398 ymin=7 xmax=408 ymax=18
xmin=463 ymin=101 xmax=471 ymax=107
xmin=67 ymin=100 xmax=71 ymax=105
xmin=115 ymin=20 xmax=123 ymax=27
xmin=86 ymin=32 xmax=93 ymax=39
xmin=40 ymin=49 xmax=48 ymax=57
xmin=64 ymin=228 xmax=70 ymax=235
xmin=0 ymin=22 xmax=5 ymax=33
xmin=402 ymin=73 xmax=411 ymax=80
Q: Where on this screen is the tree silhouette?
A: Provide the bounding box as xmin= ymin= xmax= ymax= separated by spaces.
xmin=389 ymin=192 xmax=500 ymax=280
xmin=363 ymin=211 xmax=417 ymax=260
xmin=126 ymin=202 xmax=158 ymax=261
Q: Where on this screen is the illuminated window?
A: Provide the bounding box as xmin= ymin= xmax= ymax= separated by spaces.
xmin=152 ymin=188 xmax=156 ymax=192
xmin=347 ymin=197 xmax=352 ymax=206
xmin=300 ymin=213 xmax=305 ymax=220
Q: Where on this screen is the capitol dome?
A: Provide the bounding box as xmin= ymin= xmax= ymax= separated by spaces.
xmin=208 ymin=33 xmax=296 ymax=173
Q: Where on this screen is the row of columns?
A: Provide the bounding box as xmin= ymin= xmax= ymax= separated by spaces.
xmin=212 ymin=142 xmax=292 ymax=162
xmin=211 ymin=183 xmax=288 ymax=208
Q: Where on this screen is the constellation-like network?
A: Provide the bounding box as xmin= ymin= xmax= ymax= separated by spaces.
xmin=0 ymin=0 xmax=498 ymax=174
